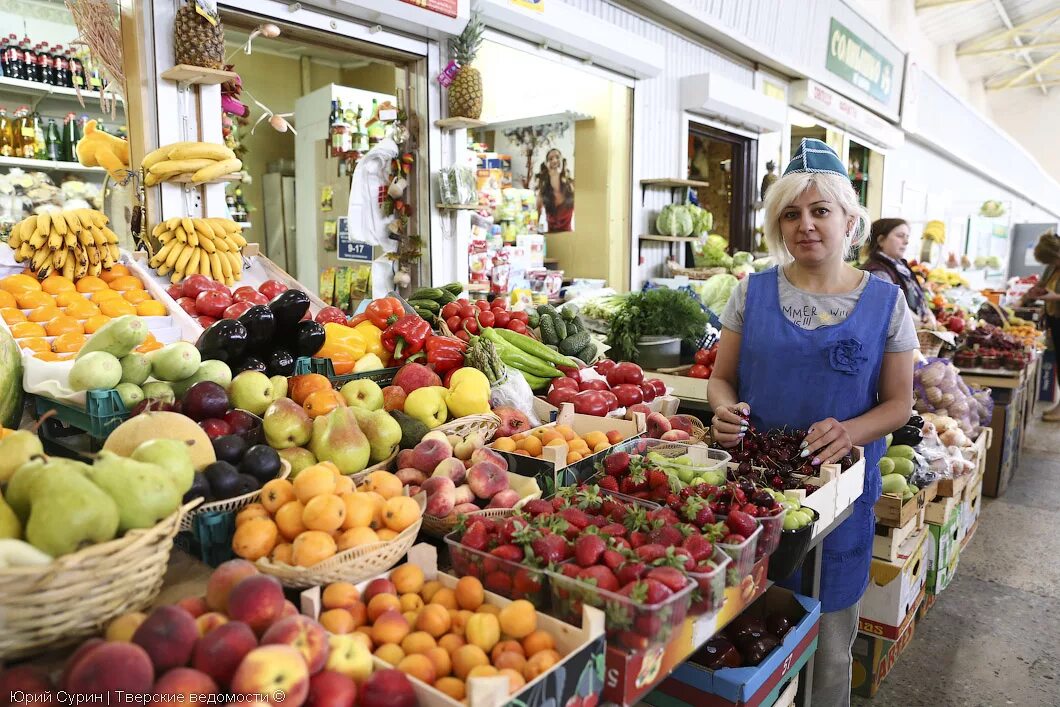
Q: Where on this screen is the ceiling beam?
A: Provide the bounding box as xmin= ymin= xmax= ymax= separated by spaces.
xmin=915 ymin=0 xmax=982 ymax=10
xmin=959 ymin=6 xmax=1060 ymax=52
xmin=988 ymin=49 xmax=1060 ymax=89
xmin=959 ymin=39 xmax=1060 ymax=56
xmin=985 ymin=0 xmax=1050 ymax=94
xmin=987 ymin=76 xmax=1060 ymax=90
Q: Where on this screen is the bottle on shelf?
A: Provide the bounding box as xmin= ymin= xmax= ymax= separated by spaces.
xmin=37 ymin=42 xmax=52 ymax=84
xmin=31 ymin=112 xmax=45 ymax=160
xmin=69 ymin=52 xmax=85 ymax=89
xmin=2 ymin=34 xmax=22 ymax=80
xmin=0 ymin=108 xmax=13 ymax=157
xmin=53 ymin=46 xmax=69 ymax=87
xmin=17 ymin=107 xmax=36 ymax=159
xmin=61 ymin=112 xmax=77 ymax=162
xmin=21 ymin=39 xmax=37 ymax=83
xmin=45 ymin=117 xmax=60 ymax=161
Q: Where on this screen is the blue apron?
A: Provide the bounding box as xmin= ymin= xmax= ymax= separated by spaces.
xmin=737 ymin=267 xmax=895 ymax=612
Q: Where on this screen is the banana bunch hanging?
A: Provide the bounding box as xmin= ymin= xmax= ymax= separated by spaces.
xmin=142 ymin=141 xmax=243 ymax=186
xmin=7 ymin=209 xmax=121 ymax=280
xmin=149 ymin=217 xmax=248 ymax=285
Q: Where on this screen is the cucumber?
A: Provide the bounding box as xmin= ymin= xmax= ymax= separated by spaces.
xmin=411 ymin=287 xmax=445 ymax=301
xmin=560 ymin=307 xmax=577 ymax=322
xmin=438 ymin=290 xmax=458 ymax=304
xmin=409 ymin=299 xmax=440 ymax=313
xmin=443 ymin=282 xmax=464 ymax=296
xmin=414 ymin=308 xmax=436 ymax=321
xmin=539 ymin=315 xmax=559 ymax=346
xmin=537 ymin=304 xmax=560 ymax=320
xmin=576 ymin=343 xmax=597 ymax=363
xmin=565 ymin=317 xmax=583 ymax=335
xmin=552 ymin=316 xmax=568 ymax=341
xmin=558 ymin=330 xmax=591 ymax=356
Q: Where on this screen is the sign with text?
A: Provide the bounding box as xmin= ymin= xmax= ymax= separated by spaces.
xmin=826 ymin=18 xmax=894 ymax=104
xmin=399 ymin=0 xmax=457 ymax=18
xmin=337 ymin=218 xmax=373 ymax=262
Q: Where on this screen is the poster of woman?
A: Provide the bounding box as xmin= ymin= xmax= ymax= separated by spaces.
xmin=536 ymin=147 xmax=575 ymax=232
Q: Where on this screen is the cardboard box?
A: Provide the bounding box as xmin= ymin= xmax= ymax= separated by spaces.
xmin=924 ymin=494 xmax=961 ymax=526
xmin=851 ymin=598 xmax=919 ymax=698
xmin=916 ymin=590 xmax=939 ymax=622
xmin=645 ymin=587 xmax=820 ymax=707
xmin=983 ymin=386 xmax=1024 ymax=498
xmin=872 ymin=507 xmax=924 ymax=563
xmin=962 ymin=475 xmax=984 ymax=537
xmin=874 ymin=481 xmax=936 ymax=529
xmin=858 ymin=527 xmax=928 ymax=640
xmin=301 ymin=544 xmax=607 ymax=707
xmin=925 ymin=503 xmax=961 ymax=595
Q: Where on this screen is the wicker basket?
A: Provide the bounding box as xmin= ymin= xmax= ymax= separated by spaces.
xmin=917 ymin=330 xmax=943 ymax=358
xmin=435 ymin=413 xmax=501 ymax=441
xmin=347 ymin=452 xmax=398 ymax=486
xmin=0 ymin=500 xmax=199 ymax=660
xmin=666 ymin=262 xmax=728 ymax=280
xmin=419 ymin=472 xmax=541 ymax=538
xmin=671 ymin=414 xmax=709 ymax=444
xmin=254 ymin=493 xmax=425 ymax=588
xmin=180 ymin=461 xmax=292 ymax=532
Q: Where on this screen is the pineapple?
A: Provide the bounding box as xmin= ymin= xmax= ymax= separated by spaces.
xmin=174 ymin=1 xmax=225 ymax=70
xmin=448 ymin=14 xmax=484 ymax=119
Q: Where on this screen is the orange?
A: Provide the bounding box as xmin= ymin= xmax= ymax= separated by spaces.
xmin=1 ymin=308 xmax=27 ymax=324
xmin=40 ymin=274 xmax=75 ymax=294
xmin=75 ymin=276 xmax=108 ymax=293
xmin=83 ymin=314 xmax=112 ymax=334
xmin=54 ymin=291 xmax=88 ymax=307
xmin=122 ymin=289 xmax=152 ymax=304
xmin=16 ymin=290 xmax=53 ymax=309
xmin=18 ymin=337 xmax=51 ymax=353
xmin=100 ymin=299 xmax=136 ymax=317
xmin=136 ymin=338 xmax=164 ymax=353
xmin=98 ymin=264 xmax=130 ymax=283
xmin=89 ymin=289 xmax=122 ymax=303
xmin=10 ymin=322 xmax=46 ymax=338
xmin=52 ymin=332 xmax=87 ymax=353
xmin=0 ymin=290 xmax=15 ymax=308
xmin=44 ymin=315 xmax=83 ymax=337
xmin=0 ymin=274 xmax=42 ymax=294
xmin=136 ymin=300 xmax=167 ymax=317
xmin=565 ymin=451 xmax=583 ymax=464
xmin=64 ymin=300 xmax=101 ymax=320
xmin=107 ymin=275 xmax=144 ymax=292
xmin=27 ymin=305 xmax=60 ymax=323
xmin=303 ymin=389 xmax=346 ymax=418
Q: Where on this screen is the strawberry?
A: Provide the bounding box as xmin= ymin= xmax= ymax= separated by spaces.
xmin=602 ymin=549 xmax=626 ymax=571
xmin=619 ymin=578 xmax=673 ymax=605
xmin=610 ymin=536 xmax=631 ymax=551
xmin=618 ymin=630 xmax=650 ymax=652
xmin=461 ymin=523 xmax=489 ymax=551
xmin=721 ymin=533 xmax=747 ymax=545
xmin=490 ymin=544 xmax=524 ymax=562
xmin=485 ymin=571 xmax=512 ymax=595
xmin=648 ymin=507 xmax=680 ymax=525
xmin=682 ymin=534 xmax=714 ymax=562
xmin=561 ymin=563 xmax=582 ymax=578
xmin=574 ymin=534 xmax=607 ymax=568
xmin=647 ymin=469 xmax=670 ymax=489
xmin=599 ymin=522 xmax=627 ymax=537
xmin=628 ymin=531 xmax=649 ymax=548
xmin=603 ymin=452 xmax=631 ymax=477
xmin=560 ymin=508 xmax=591 ymax=530
xmin=615 ymin=561 xmax=647 ymax=586
xmin=578 ymin=565 xmax=620 ymax=592
xmin=531 ymin=533 xmax=570 ymax=565
xmin=598 ymin=476 xmax=620 ymax=492
xmin=648 ymin=525 xmax=683 ymax=547
xmin=645 ymin=566 xmax=689 ymax=593
xmin=642 ymin=578 xmax=675 ymax=604
xmin=634 ymin=613 xmax=662 ymax=638
xmin=552 ymin=497 xmax=566 ymax=511
xmin=635 ymin=544 xmax=667 ymax=563
xmin=523 ymin=499 xmax=553 ymax=517
xmin=665 ymin=493 xmax=682 ymax=509
xmin=619 ymin=478 xmax=637 ymax=495
xmin=513 ymin=570 xmax=543 ymax=597
xmin=726 ymin=509 xmax=757 ymax=539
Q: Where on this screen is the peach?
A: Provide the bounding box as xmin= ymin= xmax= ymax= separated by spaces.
xmin=347 ymin=602 xmax=368 ymax=628
xmin=341 ymin=493 xmax=376 ymax=529
xmin=422 ymin=476 xmax=456 ymax=517
xmin=420 ymin=580 xmax=443 ymax=603
xmin=491 ymin=640 xmax=525 ymax=663
xmin=395 ymin=449 xmax=416 ymax=470
xmin=452 ymin=485 xmax=475 ymax=506
xmin=363 ymin=578 xmax=397 ymax=603
xmin=499 ymin=668 xmax=526 ymax=694
xmin=153 ymin=667 xmax=218 ymax=699
xmin=400 ymin=593 xmax=424 ymax=613
xmin=196 ymin=612 xmax=229 ymax=636
xmin=452 ymin=644 xmax=490 ymax=680
xmin=232 ymin=517 xmax=279 ymax=561
xmin=326 ymin=633 xmax=374 ymax=683
xmin=453 ymin=502 xmax=479 ymax=515
xmin=523 ymin=649 xmax=561 ymax=680
xmin=466 ymin=613 xmax=500 ymax=653
xmin=450 ymin=609 xmax=473 ymax=636
xmin=487 ymin=489 xmax=520 ymax=509
xmin=498 ymin=599 xmax=537 ymax=639
xmin=132 ymin=605 xmax=199 ymax=672
xmin=306 ymin=670 xmax=357 ymax=707
xmin=292 ymin=530 xmax=337 ymax=566
xmin=303 ymin=494 xmax=346 ymax=532
xmin=429 ymin=587 xmax=458 ymax=610
xmin=470 ymin=447 xmax=506 ymax=467
xmin=262 ymin=479 xmax=296 ymax=513
xmin=60 ymin=638 xmax=104 ymax=692
xmin=397 ymin=653 xmax=436 ymax=685
xmin=319 ymin=609 xmax=355 ymax=635
xmin=367 ymin=593 xmax=402 ymax=622
xmin=177 ymin=596 xmax=209 ymax=618
xmin=455 ymin=576 xmax=484 ymax=611
xmin=281 ymin=600 xmax=300 ymax=619
xmin=105 ymin=611 xmax=147 ymax=642
xmin=294 ymin=465 xmax=338 ymax=503
xmin=467 ymin=665 xmax=499 ymax=679
xmin=322 ymin=582 xmax=361 ymax=610
xmin=434 ymin=676 xmax=466 ymax=701
xmin=230 ymin=645 xmax=309 ymax=707
xmin=467 ymin=461 xmax=508 ymax=499
xmin=205 ymin=559 xmax=259 ymax=613
xmin=521 ymin=630 xmax=555 ymax=657
xmin=411 ymin=439 xmax=452 ymax=474
xmin=438 ymin=634 xmax=465 ymax=654
xmin=415 ymin=604 xmax=451 ymax=638
xmin=190 ymin=621 xmax=258 ymax=687
xmin=262 ymin=615 xmax=330 ymax=674
xmin=371 ymin=610 xmax=411 ymax=646
xmin=390 ymin=564 xmax=425 ymax=595
xmin=365 ymin=470 xmax=404 ymax=500
xmin=374 ymin=643 xmax=405 ymax=665
xmin=275 ymin=500 xmax=309 ymax=541
xmin=227 ymin=575 xmax=286 ymax=635
xmin=395 ymin=468 xmax=427 ymax=486
xmin=64 ymin=641 xmax=155 ymax=700
xmin=494 ymin=651 xmax=527 ymax=675
xmin=236 ymin=503 xmax=270 ymax=526
xmin=430 ymin=457 xmax=466 ymax=486
xmin=400 ymin=631 xmax=436 ymax=655
xmin=0 ymin=665 xmax=53 ymax=702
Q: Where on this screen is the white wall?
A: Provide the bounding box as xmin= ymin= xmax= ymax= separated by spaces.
xmin=989 ymin=90 xmax=1060 ymax=186
xmin=0 ymin=3 xmax=80 ymax=49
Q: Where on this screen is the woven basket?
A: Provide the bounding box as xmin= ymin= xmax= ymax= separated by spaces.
xmin=666 ymin=263 xmax=728 ymax=280
xmin=419 ymin=472 xmax=541 ymax=538
xmin=435 ymin=413 xmax=501 ymax=441
xmin=671 ymin=414 xmax=709 ymax=444
xmin=347 ymin=452 xmax=398 ymax=486
xmin=917 ymin=330 xmax=943 ymax=358
xmin=254 ymin=493 xmax=425 ymax=588
xmin=0 ymin=499 xmax=199 ymax=660
xmin=180 ymin=461 xmax=292 ymax=532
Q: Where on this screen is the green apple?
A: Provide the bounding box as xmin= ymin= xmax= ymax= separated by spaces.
xmin=676 ymin=467 xmax=696 ymax=484
xmin=229 ymin=371 xmax=275 ymax=416
xmin=339 ymin=379 xmax=384 ymax=411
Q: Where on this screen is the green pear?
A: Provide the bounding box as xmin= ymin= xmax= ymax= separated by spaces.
xmin=0 ymin=490 xmax=21 ymax=539
xmin=172 ymin=360 xmax=233 ymax=398
xmin=131 ymin=439 xmax=195 ymax=495
xmin=142 ymin=381 xmax=176 ymax=404
xmin=0 ymin=430 xmax=44 ymax=483
xmin=25 ymin=464 xmax=119 ymax=556
xmin=277 ymin=447 xmax=316 ymax=477
xmin=270 ymin=375 xmax=288 ymax=400
xmin=5 ymin=455 xmax=53 ymax=521
xmin=349 ymin=407 xmax=402 ymax=463
xmin=85 ymin=451 xmax=182 ymax=532
xmin=0 ymin=539 xmax=53 ymax=567
xmin=309 ymin=407 xmax=371 ymax=474
xmin=119 ymin=352 xmax=152 ymax=386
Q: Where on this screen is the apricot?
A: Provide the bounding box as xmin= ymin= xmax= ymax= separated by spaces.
xmin=415 ymin=604 xmax=452 ymax=638
xmin=334 ymin=474 xmax=354 ymax=495
xmin=450 ymin=609 xmax=474 ymax=637
xmin=302 ymin=493 xmax=346 ymax=532
xmin=421 ymin=580 xmax=443 ymax=603
xmin=467 ymin=665 xmax=499 ymax=679
xmin=429 ymin=587 xmax=458 ymax=611
xmin=291 ymin=530 xmax=336 ymax=566
xmin=495 ymin=651 xmax=527 ymax=675
xmin=455 ymin=576 xmax=484 ymax=611
xmin=391 ymin=564 xmax=425 ymax=595
xmin=275 ymin=501 xmax=308 ymax=541
xmin=491 ymin=640 xmax=525 ymax=663
xmin=347 ymin=601 xmax=368 ymax=628
xmin=304 ymin=388 xmax=346 ymax=419
xmin=554 ymin=424 xmax=576 ymax=441
xmin=521 ymin=630 xmax=555 ymax=657
xmin=466 ymin=613 xmax=500 ymax=653
xmin=400 ymin=631 xmax=437 ymax=655
xmin=231 ymin=517 xmax=278 ymax=561
xmin=400 ymin=593 xmax=424 ymax=613
xmin=322 ymin=582 xmax=360 ymax=610
xmin=371 ymin=610 xmax=411 ymax=646
xmin=383 ymin=496 xmax=419 ymax=532
xmin=341 ymin=492 xmax=376 ymax=529
xmin=492 ymin=437 xmax=517 ymax=452
xmin=452 ymin=644 xmax=490 ymax=680
xmin=293 ymin=465 xmax=337 ymax=503
xmin=397 ymin=654 xmax=436 ymax=685
xmin=367 ymin=593 xmax=403 ymax=622
xmin=361 ymin=491 xmax=387 ymax=530
xmin=336 ymin=526 xmax=380 ymax=551
xmin=476 ymin=604 xmax=501 ymax=617
xmin=435 ymin=677 xmax=466 ymax=701
xmin=374 ymin=643 xmax=405 ymax=665
xmin=319 ymin=608 xmax=355 ymax=634
xmin=235 ymin=503 xmax=269 ymax=527
xmin=498 ymin=599 xmax=537 ymax=639
xmin=524 ymin=649 xmax=561 ymax=680
xmin=270 ymin=543 xmax=293 ymax=565
xmin=261 ymin=479 xmax=296 ymax=514
xmin=376 ymin=528 xmax=399 ymax=541
xmin=518 ymin=436 xmax=542 ymax=457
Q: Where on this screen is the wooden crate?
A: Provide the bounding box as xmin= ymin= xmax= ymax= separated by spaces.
xmin=974 ymin=427 xmax=993 ymax=478
xmin=642 ymin=369 xmax=709 ymax=402
xmin=925 ymin=494 xmax=962 ymax=526
xmin=873 ymin=506 xmax=925 ymax=562
xmin=781 ymin=447 xmax=866 ymax=542
xmin=935 ymin=474 xmax=968 ymax=499
xmin=874 ymin=481 xmax=938 ymax=528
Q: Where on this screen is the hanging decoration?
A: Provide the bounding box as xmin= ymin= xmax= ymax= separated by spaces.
xmin=65 ymin=0 xmax=126 ymax=115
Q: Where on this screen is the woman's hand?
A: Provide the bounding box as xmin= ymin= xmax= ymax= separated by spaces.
xmin=802 ymin=417 xmax=853 ymax=466
xmin=712 ymin=403 xmax=750 ymax=448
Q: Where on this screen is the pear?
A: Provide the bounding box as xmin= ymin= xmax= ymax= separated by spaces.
xmin=0 ymin=539 xmax=53 ymax=567
xmin=0 ymin=490 xmax=21 ymax=539
xmin=309 ymin=407 xmax=371 ymax=474
xmin=5 ymin=456 xmax=53 ymax=521
xmin=263 ymin=398 xmax=313 ymax=449
xmin=0 ymin=430 xmax=44 ymax=483
xmin=85 ymin=451 xmax=181 ymax=532
xmin=131 ymin=439 xmax=195 ymax=495
xmin=24 ymin=464 xmax=119 ymax=556
xmin=349 ymin=407 xmax=402 ymax=463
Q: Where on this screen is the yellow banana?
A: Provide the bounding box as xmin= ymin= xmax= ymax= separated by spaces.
xmin=64 ymin=210 xmax=82 ymax=232
xmin=144 ymin=172 xmax=160 ymax=187
xmin=142 ymin=144 xmax=182 ymax=170
xmin=197 ymin=234 xmax=216 ymax=254
xmin=61 ymin=254 xmax=74 ymax=279
xmin=186 ymin=247 xmax=202 ymax=277
xmin=53 ymin=247 xmax=67 ymax=269
xmin=173 ymin=227 xmax=188 ymax=244
xmin=102 ymin=227 xmax=118 ymax=244
xmin=48 ymin=230 xmax=62 ymax=250
xmin=192 ymin=158 xmax=242 ymax=184
xmin=171 ymin=269 xmax=184 ymax=284
xmin=101 ymin=247 xmax=114 ymax=269
xmin=221 ymin=234 xmax=241 ymax=253
xmin=36 ymin=265 xmax=51 ymax=280
xmin=31 ymin=248 xmax=50 ymax=270
xmin=37 ymin=212 xmax=51 ymax=238
xmin=167 ymin=143 xmax=236 ymax=161
xmin=88 ymin=259 xmax=101 ymax=277
xmin=91 ymin=227 xmax=108 ymax=247
xmin=165 ymin=242 xmax=185 ymax=269
xmin=78 ymin=228 xmax=95 ymax=247
xmin=217 ymin=248 xmax=234 ymax=284
xmin=197 ymin=250 xmax=211 ymax=279
xmin=51 ymin=212 xmax=68 ymax=236
xmin=74 ymin=254 xmax=88 ymax=279
xmin=226 ymin=251 xmax=243 ymax=280
xmin=29 ymin=229 xmax=47 ymax=249
xmin=107 ymin=243 xmax=119 ymax=262
xmin=85 ymin=244 xmax=100 ymax=266
xmin=230 ymin=232 xmax=247 ymax=248
xmin=175 ymin=243 xmax=195 ymax=273
xmin=17 ymin=242 xmax=33 ymax=261
xmin=157 ymin=228 xmax=175 ymax=244
xmin=152 ymin=222 xmax=168 ymax=237
xmin=186 ymin=225 xmax=199 ymax=249
xmin=208 ymin=253 xmax=224 ymax=283
xmin=150 ymin=158 xmax=216 ymax=178
xmin=64 ymin=231 xmax=77 ymax=249
xmin=8 ymin=226 xmax=22 ymax=250
xmin=157 ymin=263 xmax=172 ymax=277
xmin=18 ymin=216 xmax=36 ymax=244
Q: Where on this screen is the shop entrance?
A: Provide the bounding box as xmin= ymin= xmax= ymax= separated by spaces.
xmin=215 ymin=5 xmax=429 ymax=312
xmin=686 ymin=122 xmax=756 ymax=253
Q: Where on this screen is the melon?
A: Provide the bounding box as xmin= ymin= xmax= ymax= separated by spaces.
xmin=0 ymin=327 xmax=24 ymax=428
xmin=103 ymin=411 xmax=216 ymax=470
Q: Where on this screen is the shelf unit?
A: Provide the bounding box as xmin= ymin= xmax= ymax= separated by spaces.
xmin=159 ymin=65 xmax=239 ymax=86
xmin=434 ymin=117 xmax=486 ymax=131
xmin=639 ymin=234 xmax=701 ymax=243
xmin=0 ymin=155 xmax=103 ymax=174
xmin=167 ymin=173 xmax=242 ymax=185
xmin=435 ymin=203 xmax=479 ymax=211
xmin=0 ymin=76 xmax=123 ymax=119
xmin=639 ymin=177 xmax=709 ymax=205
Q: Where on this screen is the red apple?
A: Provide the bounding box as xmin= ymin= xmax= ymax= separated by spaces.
xmin=223 ymin=302 xmax=254 ymax=320
xmin=196 ymin=316 xmax=218 ymax=328
xmin=639 ymin=382 xmax=657 ymax=402
xmin=200 ymin=418 xmax=232 ymax=438
xmin=196 ymin=290 xmax=233 ymax=319
xmin=181 ymin=275 xmax=214 ymax=300
xmin=259 ymin=280 xmax=289 ymax=300
xmin=573 ymin=391 xmax=611 ymax=416
xmin=315 ymin=307 xmax=347 ymax=325
xmin=579 ymin=379 xmax=610 ymax=392
xmin=606 ymin=362 xmax=644 ymax=387
xmin=166 ymin=284 xmax=184 ymax=300
xmin=176 ymin=297 xmax=199 ymax=316
xmin=601 ymin=390 xmax=619 ymax=411
xmin=611 ymin=384 xmax=643 ymax=408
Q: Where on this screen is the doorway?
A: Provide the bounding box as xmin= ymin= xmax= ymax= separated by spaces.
xmin=686 ymin=122 xmax=756 ymax=253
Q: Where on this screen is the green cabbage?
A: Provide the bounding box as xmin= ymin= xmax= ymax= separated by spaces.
xmin=732 ymin=264 xmax=755 ymax=278
xmin=656 ymin=204 xmax=693 ymax=237
xmin=695 ymin=273 xmax=739 ymax=315
xmin=752 ymin=257 xmax=774 ymax=272
xmin=687 ymin=205 xmax=713 ymax=235
xmin=732 ymin=251 xmax=754 ymax=267
xmin=706 ymin=234 xmax=728 ymax=251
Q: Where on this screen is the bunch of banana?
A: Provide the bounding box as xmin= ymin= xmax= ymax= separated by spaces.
xmin=141 ymin=141 xmax=243 ymax=187
xmin=149 ymin=217 xmax=248 ymax=286
xmin=7 ymin=208 xmax=121 ymax=280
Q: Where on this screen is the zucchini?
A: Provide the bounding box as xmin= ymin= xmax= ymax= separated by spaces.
xmin=411 ymin=287 xmax=445 ymax=301
xmin=539 ymin=315 xmax=559 ymax=345
xmin=537 ymin=304 xmax=560 ymax=319
xmin=443 ymin=282 xmax=464 ymax=296
xmin=552 ymin=316 xmax=568 ymax=341
xmin=409 ymin=299 xmax=440 ymax=313
xmin=576 ymin=343 xmax=597 ymax=363
xmin=558 ymin=330 xmax=591 ymax=356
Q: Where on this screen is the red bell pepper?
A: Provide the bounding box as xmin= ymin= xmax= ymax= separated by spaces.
xmin=381 ymin=314 xmax=432 ymax=363
xmin=365 ymin=297 xmax=405 ymax=329
xmin=426 ymin=335 xmax=467 ymax=376
xmin=347 ymin=312 xmax=369 ymax=328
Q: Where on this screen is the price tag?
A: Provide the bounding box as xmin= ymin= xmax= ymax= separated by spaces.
xmin=194 ymin=0 xmax=220 ymax=26
xmin=337 ymin=217 xmax=373 ymax=262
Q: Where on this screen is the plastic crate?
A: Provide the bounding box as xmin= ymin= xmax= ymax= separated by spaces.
xmin=32 ymin=389 xmax=129 ymax=440
xmin=293 ymin=356 xmax=400 ymax=388
xmin=175 ymin=510 xmax=239 ymax=567
xmin=688 ymin=547 xmax=732 ymax=619
xmin=444 ymin=530 xmax=551 ymax=610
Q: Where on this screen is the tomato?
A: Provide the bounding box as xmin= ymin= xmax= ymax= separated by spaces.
xmin=494 ymin=311 xmax=511 ymax=328
xmin=606 ymin=362 xmax=644 ymax=386
xmin=475 ymin=299 xmax=490 ymax=311
xmin=573 ymin=390 xmax=611 ymax=416
xmin=440 ymin=302 xmax=461 ymax=320
xmin=688 ymin=364 xmax=710 ymax=379
xmin=463 ymin=317 xmax=480 ymax=335
xmin=446 ymin=315 xmax=462 ymax=332
xmin=458 ymin=303 xmax=475 ymax=319
xmin=508 ymin=319 xmax=528 ymax=334
xmin=477 ymin=310 xmax=495 ymax=328
xmin=454 ymin=329 xmax=471 ymax=342
xmin=509 ymin=311 xmax=529 ymax=324
xmin=492 ymin=299 xmax=509 ymax=311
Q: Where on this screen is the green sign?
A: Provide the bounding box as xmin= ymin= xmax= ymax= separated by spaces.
xmin=826 ymin=18 xmax=894 ymax=103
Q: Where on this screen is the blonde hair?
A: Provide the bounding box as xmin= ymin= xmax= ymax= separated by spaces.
xmin=762 ymin=172 xmax=870 ymax=265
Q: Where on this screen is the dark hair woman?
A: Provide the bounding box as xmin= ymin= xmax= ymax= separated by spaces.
xmin=1022 ymin=230 xmax=1060 ymax=420
xmin=535 ymin=148 xmax=574 ymax=232
xmin=862 ymin=218 xmax=931 ymax=322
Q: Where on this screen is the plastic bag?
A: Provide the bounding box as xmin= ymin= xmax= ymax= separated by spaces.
xmin=489 ymin=370 xmax=541 ymax=428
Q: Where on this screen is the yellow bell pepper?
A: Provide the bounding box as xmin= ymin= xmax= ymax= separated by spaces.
xmin=353 ymin=321 xmax=389 ymax=363
xmin=316 ymin=322 xmax=368 ymax=362
xmin=445 ymin=368 xmax=491 ymax=418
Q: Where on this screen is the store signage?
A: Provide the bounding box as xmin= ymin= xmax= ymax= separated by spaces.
xmin=399 ymin=0 xmax=457 ymax=18
xmin=789 ymin=79 xmax=903 ymax=150
xmin=826 ymin=18 xmax=893 ymax=104
xmin=337 ymin=218 xmax=373 ymax=262
xmin=510 ymin=0 xmax=544 ymax=11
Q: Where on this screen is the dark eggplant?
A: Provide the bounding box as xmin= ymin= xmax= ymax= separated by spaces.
xmin=743 ymin=635 xmax=780 ymax=666
xmin=238 ymin=305 xmax=276 ymax=352
xmin=766 ymin=613 xmax=793 ymax=638
xmin=268 ymin=289 xmax=311 ymax=331
xmin=233 ymin=356 xmax=267 ymax=375
xmin=293 ymin=321 xmax=326 ymax=358
xmin=697 ymin=637 xmax=743 ymax=669
xmin=891 ymin=425 xmax=923 ymax=447
xmin=266 ymin=348 xmax=296 ymax=377
xmin=195 ymin=320 xmax=248 ymax=363
xmin=725 ymin=614 xmax=767 ymax=642
xmin=907 ymin=415 xmax=925 ymax=429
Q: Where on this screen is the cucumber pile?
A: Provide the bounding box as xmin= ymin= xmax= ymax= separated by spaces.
xmin=537 ymin=304 xmax=596 ymax=364
xmin=407 ymin=282 xmax=464 ymax=321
